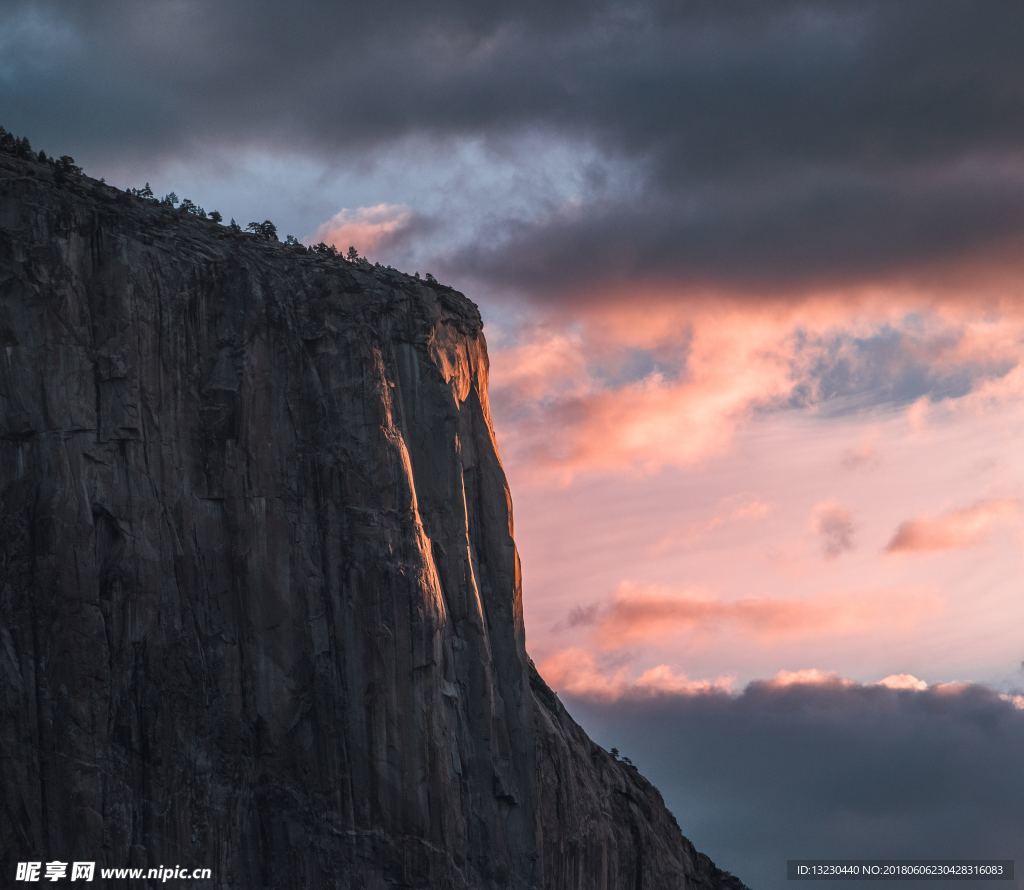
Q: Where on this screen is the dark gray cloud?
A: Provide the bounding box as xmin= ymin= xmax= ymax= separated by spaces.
xmin=5 ymin=1 xmax=1024 ymax=300
xmin=0 ymin=0 xmax=603 ymax=162
xmin=564 ymin=681 xmax=1024 ymax=890
xmin=445 ymin=173 xmax=1024 ymax=301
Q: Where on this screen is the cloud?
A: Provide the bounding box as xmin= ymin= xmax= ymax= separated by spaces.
xmin=538 ymin=647 xmax=735 ymax=700
xmin=812 ymin=501 xmax=856 ymax=558
xmin=876 ymin=672 xmax=928 ymax=691
xmin=561 ymin=678 xmax=1024 ymax=890
xmin=488 ymin=327 xmax=590 ymax=408
xmin=584 ymin=585 xmax=825 ymax=647
xmin=558 ymin=582 xmax=933 ymax=650
xmin=8 ymin=2 xmax=1024 ymax=306
xmin=765 ymin=668 xmax=852 ymax=688
xmin=310 ymin=203 xmax=428 ymax=257
xmin=494 ymin=306 xmax=801 ymax=481
xmin=491 ymin=299 xmax=1024 ymax=485
xmin=886 ymin=497 xmax=1022 ymax=553
xmin=449 ymin=180 xmax=1024 ymax=308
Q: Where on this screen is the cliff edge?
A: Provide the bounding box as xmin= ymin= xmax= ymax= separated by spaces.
xmin=0 ymin=147 xmax=746 ymax=889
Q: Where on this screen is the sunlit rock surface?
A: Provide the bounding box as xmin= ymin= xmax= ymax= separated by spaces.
xmin=0 ymin=150 xmax=747 ymax=889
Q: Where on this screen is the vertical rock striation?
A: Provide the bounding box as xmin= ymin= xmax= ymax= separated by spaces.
xmin=0 ymin=150 xmax=746 ymax=889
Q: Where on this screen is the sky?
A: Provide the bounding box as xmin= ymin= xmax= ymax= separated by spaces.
xmin=5 ymin=1 xmax=1024 ymax=884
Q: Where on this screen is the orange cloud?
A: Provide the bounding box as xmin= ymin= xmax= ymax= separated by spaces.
xmin=569 ymin=582 xmax=936 ymax=650
xmin=489 ymin=328 xmax=590 ymax=407
xmin=497 ymin=293 xmax=1024 ymax=485
xmin=502 ymin=308 xmax=801 ymax=482
xmin=311 ymin=203 xmax=417 ymax=256
xmin=886 ymin=498 xmax=1022 ymax=553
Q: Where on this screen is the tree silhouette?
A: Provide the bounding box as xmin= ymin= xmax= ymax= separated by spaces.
xmin=56 ymin=155 xmax=81 ymax=175
xmin=246 ymin=220 xmax=278 ymax=240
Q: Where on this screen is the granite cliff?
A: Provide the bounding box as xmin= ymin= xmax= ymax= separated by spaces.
xmin=0 ymin=144 xmax=746 ymax=889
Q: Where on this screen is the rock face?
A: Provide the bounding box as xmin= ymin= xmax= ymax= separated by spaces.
xmin=0 ymin=149 xmax=746 ymax=889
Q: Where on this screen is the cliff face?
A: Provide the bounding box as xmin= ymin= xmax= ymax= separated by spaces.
xmin=0 ymin=150 xmax=745 ymax=889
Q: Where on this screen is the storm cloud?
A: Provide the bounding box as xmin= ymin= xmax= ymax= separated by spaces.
xmin=565 ymin=680 xmax=1024 ymax=890
xmin=5 ymin=1 xmax=1024 ymax=300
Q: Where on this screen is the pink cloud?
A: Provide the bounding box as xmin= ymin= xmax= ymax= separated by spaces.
xmin=876 ymin=673 xmax=928 ymax=691
xmin=918 ymin=312 xmax=1024 ymax=370
xmin=538 ymin=647 xmax=734 ymax=701
xmin=489 ymin=328 xmax=590 ymax=408
xmin=762 ymin=668 xmax=853 ymax=688
xmin=886 ymin=497 xmax=1022 ymax=553
xmin=538 ymin=656 xmax=984 ymax=704
xmin=311 ymin=203 xmax=418 ymax=256
xmin=496 ymin=294 xmax=1024 ymax=486
xmin=500 ymin=308 xmax=801 ymax=482
xmin=1001 ymin=693 xmax=1024 ymax=710
xmin=954 ymin=363 xmax=1024 ymax=414
xmin=537 ymin=648 xmax=629 ymax=699
xmin=497 ymin=295 xmax=1024 ymax=691
xmin=633 ymin=664 xmax=736 ymax=696
xmin=568 ymin=582 xmax=936 ymax=650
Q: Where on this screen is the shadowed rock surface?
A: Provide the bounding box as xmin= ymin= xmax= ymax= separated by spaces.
xmin=0 ymin=148 xmax=747 ymax=889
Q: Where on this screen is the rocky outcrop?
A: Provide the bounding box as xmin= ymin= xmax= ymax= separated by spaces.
xmin=0 ymin=148 xmax=746 ymax=889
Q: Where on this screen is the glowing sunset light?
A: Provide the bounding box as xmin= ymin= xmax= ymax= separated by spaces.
xmin=507 ymin=300 xmax=1024 ymax=690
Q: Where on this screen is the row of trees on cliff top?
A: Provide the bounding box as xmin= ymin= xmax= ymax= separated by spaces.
xmin=0 ymin=126 xmax=82 ymax=177
xmin=133 ymin=188 xmax=443 ymax=281
xmin=0 ymin=125 xmax=442 ymax=283
xmin=125 ymin=186 xmax=380 ymax=266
